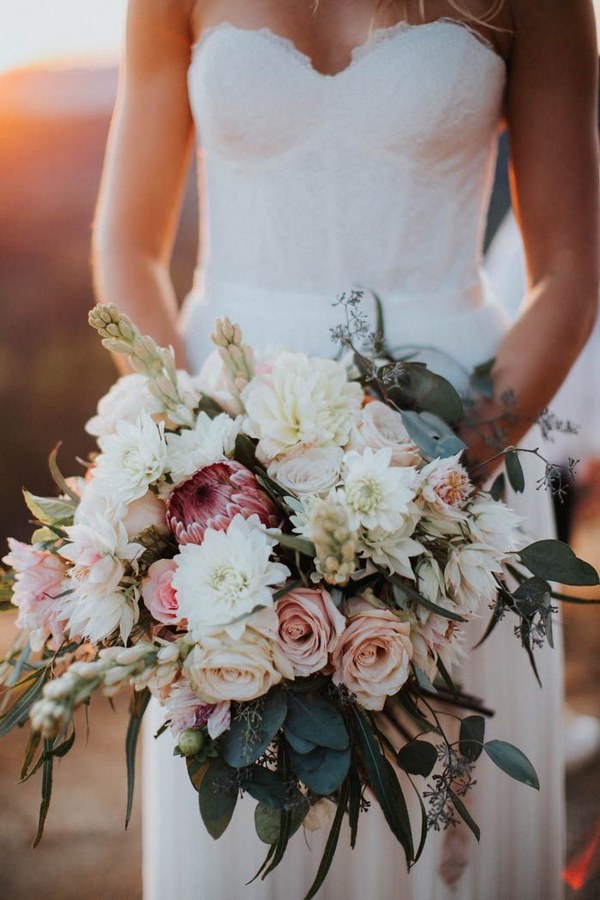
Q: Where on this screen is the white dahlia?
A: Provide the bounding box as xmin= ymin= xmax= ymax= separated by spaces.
xmin=241 ymin=352 xmax=363 ymax=461
xmin=94 ymin=411 xmax=168 ymax=503
xmin=339 ymin=448 xmax=419 ymax=532
xmin=165 ymin=411 xmax=241 ymax=487
xmin=172 ymin=514 xmax=290 ymax=636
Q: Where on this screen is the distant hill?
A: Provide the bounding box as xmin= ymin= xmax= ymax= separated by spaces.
xmin=0 ymin=61 xmax=198 ymax=541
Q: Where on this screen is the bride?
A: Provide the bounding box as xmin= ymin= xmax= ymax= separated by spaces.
xmin=92 ymin=1 xmax=599 ymax=897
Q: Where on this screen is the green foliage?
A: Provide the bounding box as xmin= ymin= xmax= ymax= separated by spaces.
xmin=287 ymin=744 xmax=351 ymax=796
xmin=303 ymin=779 xmax=350 ymax=900
xmin=490 ymin=472 xmax=506 ymax=501
xmin=221 ymin=689 xmax=287 ymax=768
xmin=285 ymin=692 xmax=350 ymax=751
xmin=254 ymin=800 xmax=307 ymax=844
xmin=22 ymin=490 xmax=75 ymax=526
xmin=483 ymin=739 xmax=539 ymax=790
xmin=0 ymin=672 xmax=46 ymax=737
xmin=240 ymin=765 xmax=291 ymax=808
xmin=397 ymin=739 xmax=438 ymax=777
xmin=32 ymin=739 xmax=54 ymax=848
xmin=401 ymin=410 xmax=466 ymax=460
xmin=48 ymin=444 xmax=80 ymax=502
xmin=519 ymin=540 xmax=600 ymax=586
xmin=199 ymin=758 xmax=239 ymax=838
xmin=276 ymin=533 xmax=316 ymax=557
xmin=390 ymin=575 xmax=466 ymax=623
xmin=469 ymin=357 xmax=495 ymax=399
xmin=448 ymin=789 xmax=480 ymax=842
xmin=383 ymin=361 xmax=464 ymax=426
xmin=459 ymin=715 xmax=486 ymax=762
xmin=125 ymin=688 xmax=150 ymax=828
xmin=505 ymin=450 xmax=525 ymax=493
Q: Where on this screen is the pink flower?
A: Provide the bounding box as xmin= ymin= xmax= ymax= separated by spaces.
xmin=332 ymin=597 xmax=413 ymax=710
xmin=142 ymin=559 xmax=181 ymax=625
xmin=420 ymin=455 xmax=473 ymax=516
xmin=276 ymin=587 xmax=346 ymax=677
xmin=2 ymin=538 xmax=69 ymax=651
xmin=166 ymin=460 xmax=279 ymax=545
xmin=164 ymin=678 xmax=231 ymax=739
xmin=122 ymin=491 xmax=167 ymax=540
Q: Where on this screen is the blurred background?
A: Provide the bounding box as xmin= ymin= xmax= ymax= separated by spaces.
xmin=1 ymin=2 xmax=599 ymax=898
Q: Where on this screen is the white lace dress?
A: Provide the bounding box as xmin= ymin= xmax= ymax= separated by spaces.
xmin=142 ymin=20 xmax=565 ymax=899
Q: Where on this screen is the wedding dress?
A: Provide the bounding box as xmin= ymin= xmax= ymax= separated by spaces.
xmin=142 ymin=19 xmax=565 ymax=899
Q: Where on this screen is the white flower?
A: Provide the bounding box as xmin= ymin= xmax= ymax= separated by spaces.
xmin=445 ymin=542 xmax=503 ymax=615
xmin=339 ymin=448 xmax=418 ymax=531
xmin=94 ymin=411 xmax=168 ymax=503
xmin=172 ymin=514 xmax=290 ymax=635
xmin=468 ymin=495 xmax=523 ymax=555
xmin=419 ymin=454 xmax=473 ymax=517
xmin=268 ymin=446 xmax=343 ymax=496
xmin=85 ymin=373 xmax=164 ymax=438
xmin=359 ymin=512 xmax=424 ymax=579
xmin=345 ymin=401 xmax=421 ymax=467
xmin=59 ymin=515 xmax=143 ymax=594
xmin=409 ymin=614 xmax=463 ymax=679
xmin=165 ymin=412 xmax=241 ymax=487
xmin=241 ymin=352 xmax=362 ymax=461
xmin=414 ymin=555 xmax=448 ymax=618
xmin=196 ymin=349 xmax=243 ymax=416
xmin=62 ymin=583 xmax=139 ymax=644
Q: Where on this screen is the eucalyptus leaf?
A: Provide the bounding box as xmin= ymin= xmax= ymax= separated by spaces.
xmin=469 ymin=357 xmax=495 ymax=399
xmin=221 ymin=689 xmax=287 ymax=768
xmin=254 ymin=800 xmax=307 ymax=844
xmin=199 ymin=758 xmax=239 ymax=837
xmin=519 ymin=540 xmax=599 ymax=586
xmin=401 ymin=410 xmax=466 ymax=460
xmin=286 ymin=692 xmax=349 ymax=751
xmin=459 ymin=715 xmax=485 ymax=762
xmin=483 ymin=739 xmax=539 ymax=790
xmin=505 ymin=451 xmax=525 ymax=493
xmin=287 ymin=745 xmax=350 ymax=796
xmin=240 ymin=765 xmax=291 ymax=808
xmin=284 ymin=730 xmax=318 ymax=755
xmin=490 ymin=472 xmax=506 ymax=502
xmin=385 ymin=361 xmax=464 ymax=425
xmin=397 ymin=739 xmax=438 ymax=777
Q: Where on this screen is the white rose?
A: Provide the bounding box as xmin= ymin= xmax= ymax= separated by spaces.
xmin=183 ymin=617 xmax=294 ymax=704
xmin=268 ymin=446 xmax=343 ymax=496
xmin=346 ymin=401 xmax=421 ymax=467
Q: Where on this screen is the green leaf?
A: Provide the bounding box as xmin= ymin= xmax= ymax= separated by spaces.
xmin=519 ymin=540 xmax=599 ymax=586
xmin=347 ymin=764 xmax=361 ymax=849
xmin=448 ymin=789 xmax=480 ymax=842
xmin=254 ymin=800 xmax=307 ymax=844
xmin=505 ymin=450 xmax=525 ymax=493
xmin=436 ymin=656 xmax=457 ymax=694
xmin=31 ymin=527 xmax=58 ymax=545
xmin=286 ymin=692 xmax=349 ymax=751
xmin=401 ymin=410 xmax=466 ymax=460
xmin=287 ymin=745 xmax=351 ymax=796
xmin=233 ymin=433 xmax=259 ymax=470
xmin=393 ymin=693 xmax=441 ymax=735
xmin=303 ymin=779 xmax=349 ymax=900
xmin=384 ymin=361 xmax=464 ymax=425
xmin=125 ymin=688 xmax=150 ymax=828
xmin=199 ymin=758 xmax=239 ymax=838
xmin=48 ymin=444 xmax=80 ymax=502
xmin=0 ymin=673 xmax=46 ymax=737
xmin=490 ymin=472 xmax=506 ymax=502
xmin=352 ymin=708 xmax=413 ymax=863
xmin=240 ymin=765 xmax=291 ymax=808
xmin=51 ymin=728 xmax=76 ymax=758
xmin=469 ymin=357 xmax=495 ymax=399
xmin=20 ymin=730 xmax=42 ymax=782
xmin=32 ymin=739 xmax=54 ymax=847
xmin=277 ymin=533 xmax=316 ymax=557
xmin=186 ymin=757 xmax=209 ymax=792
xmin=284 ymin=730 xmax=318 ymax=754
xmin=221 ymin=689 xmax=287 ymax=768
xmin=390 ymin=575 xmax=466 ymax=623
xmin=483 ymin=740 xmax=539 ymax=790
xmin=397 ymin=740 xmax=438 ymax=777
xmin=473 ymin=602 xmax=504 ymax=648
xmin=459 ymin=715 xmax=485 ymax=762
xmin=22 ymin=490 xmax=75 ymax=526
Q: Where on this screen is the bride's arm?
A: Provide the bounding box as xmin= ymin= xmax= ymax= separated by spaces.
xmin=92 ymin=0 xmax=197 ymax=372
xmin=464 ymin=0 xmax=599 ymax=467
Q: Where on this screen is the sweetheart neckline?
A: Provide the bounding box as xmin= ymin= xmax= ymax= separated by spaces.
xmin=189 ymin=17 xmax=507 ymax=81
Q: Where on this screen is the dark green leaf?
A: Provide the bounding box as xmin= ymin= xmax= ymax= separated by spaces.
xmin=519 ymin=540 xmax=599 ymax=586
xmin=393 ymin=693 xmax=440 ymax=735
xmin=390 ymin=575 xmax=466 ymax=623
xmin=436 ymin=656 xmax=457 ymax=694
xmin=483 ymin=740 xmax=539 ymax=789
xmin=286 ymin=692 xmax=349 ymax=751
xmin=448 ymin=789 xmax=480 ymax=841
xmin=401 ymin=410 xmax=466 ymax=460
xmin=459 ymin=715 xmax=485 ymax=762
xmin=125 ymin=688 xmax=150 ymax=828
xmin=186 ymin=757 xmax=209 ymax=792
xmin=287 ymin=745 xmax=351 ymax=796
xmin=413 ymin=665 xmax=438 ymax=693
xmin=20 ymin=730 xmax=42 ymax=782
xmin=303 ymin=779 xmax=349 ymax=900
xmin=397 ymin=739 xmax=438 ymax=777
xmin=241 ymin=766 xmax=291 ymax=808
xmin=506 ymin=450 xmax=525 ymax=493
xmin=352 ymin=708 xmax=413 ymax=863
xmin=384 ymin=361 xmax=464 ymax=425
xmin=347 ymin=764 xmax=361 ymax=849
xmin=254 ymin=800 xmax=308 ymax=844
xmin=221 ymin=690 xmax=287 ymax=768
xmin=233 ymin=433 xmax=259 ymax=471
xmin=0 ymin=673 xmax=46 ymax=737
xmin=51 ymin=728 xmax=76 ymax=758
xmin=284 ymin=730 xmax=318 ymax=755
xmin=199 ymin=758 xmax=239 ymax=838
xmin=473 ymin=602 xmax=504 ymax=648
xmin=490 ymin=472 xmax=506 ymax=502
xmin=32 ymin=739 xmax=54 ymax=847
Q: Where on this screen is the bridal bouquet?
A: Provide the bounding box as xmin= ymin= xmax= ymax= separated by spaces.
xmin=2 ymin=299 xmax=598 ymax=897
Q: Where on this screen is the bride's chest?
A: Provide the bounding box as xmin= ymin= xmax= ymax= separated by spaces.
xmin=187 ymin=22 xmax=506 ymax=163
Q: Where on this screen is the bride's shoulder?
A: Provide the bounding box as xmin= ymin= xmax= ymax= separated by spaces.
xmin=126 ymin=0 xmax=197 ymax=29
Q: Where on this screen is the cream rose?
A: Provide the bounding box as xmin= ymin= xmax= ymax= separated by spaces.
xmin=142 ymin=559 xmax=180 ymax=625
xmin=275 ymin=587 xmax=346 ymax=677
xmin=346 ymin=401 xmax=421 ymax=467
xmin=268 ymin=447 xmax=343 ymax=497
xmin=123 ymin=490 xmax=167 ymax=539
xmin=183 ymin=618 xmax=294 ymax=703
xmin=332 ymin=598 xmax=413 ymax=710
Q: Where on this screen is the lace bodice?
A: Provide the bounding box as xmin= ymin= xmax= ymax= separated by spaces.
xmin=187 ymin=19 xmax=506 ymax=301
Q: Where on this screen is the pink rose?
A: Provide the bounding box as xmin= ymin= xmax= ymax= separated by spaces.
xmin=166 ymin=460 xmax=279 ymax=545
xmin=2 ymin=538 xmax=68 ymax=651
xmin=276 ymin=587 xmax=346 ymax=677
xmin=142 ymin=559 xmax=180 ymax=625
xmin=346 ymin=401 xmax=421 ymax=467
xmin=332 ymin=597 xmax=413 ymax=710
xmin=123 ymin=490 xmax=167 ymax=540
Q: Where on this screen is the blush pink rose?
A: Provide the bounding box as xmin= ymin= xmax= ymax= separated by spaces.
xmin=2 ymin=538 xmax=68 ymax=651
xmin=276 ymin=587 xmax=346 ymax=677
xmin=123 ymin=490 xmax=167 ymax=540
xmin=332 ymin=597 xmax=413 ymax=710
xmin=142 ymin=559 xmax=181 ymax=625
xmin=166 ymin=460 xmax=279 ymax=545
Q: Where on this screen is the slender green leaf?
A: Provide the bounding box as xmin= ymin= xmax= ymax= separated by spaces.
xmin=483 ymin=740 xmax=539 ymax=790
xmin=125 ymin=688 xmax=150 ymax=828
xmin=277 ymin=533 xmax=316 ymax=557
xmin=397 ymin=740 xmax=438 ymax=777
xmin=303 ymin=779 xmax=349 ymax=900
xmin=199 ymin=758 xmax=238 ymax=838
xmin=22 ymin=490 xmax=75 ymax=526
xmin=0 ymin=674 xmax=46 ymax=737
xmin=459 ymin=715 xmax=485 ymax=762
xmin=436 ymin=656 xmax=457 ymax=694
xmin=20 ymin=730 xmax=42 ymax=782
xmin=347 ymin=765 xmax=361 ymax=849
xmin=32 ymin=739 xmax=54 ymax=847
xmin=390 ymin=575 xmax=466 ymax=623
xmin=48 ymin=444 xmax=80 ymax=502
xmin=519 ymin=540 xmax=599 ymax=587
xmin=473 ymin=602 xmax=504 ymax=649
xmin=448 ymin=789 xmax=480 ymax=841
xmin=51 ymin=728 xmax=76 ymax=758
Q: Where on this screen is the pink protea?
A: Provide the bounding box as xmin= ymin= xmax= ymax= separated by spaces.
xmin=166 ymin=460 xmax=280 ymax=545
